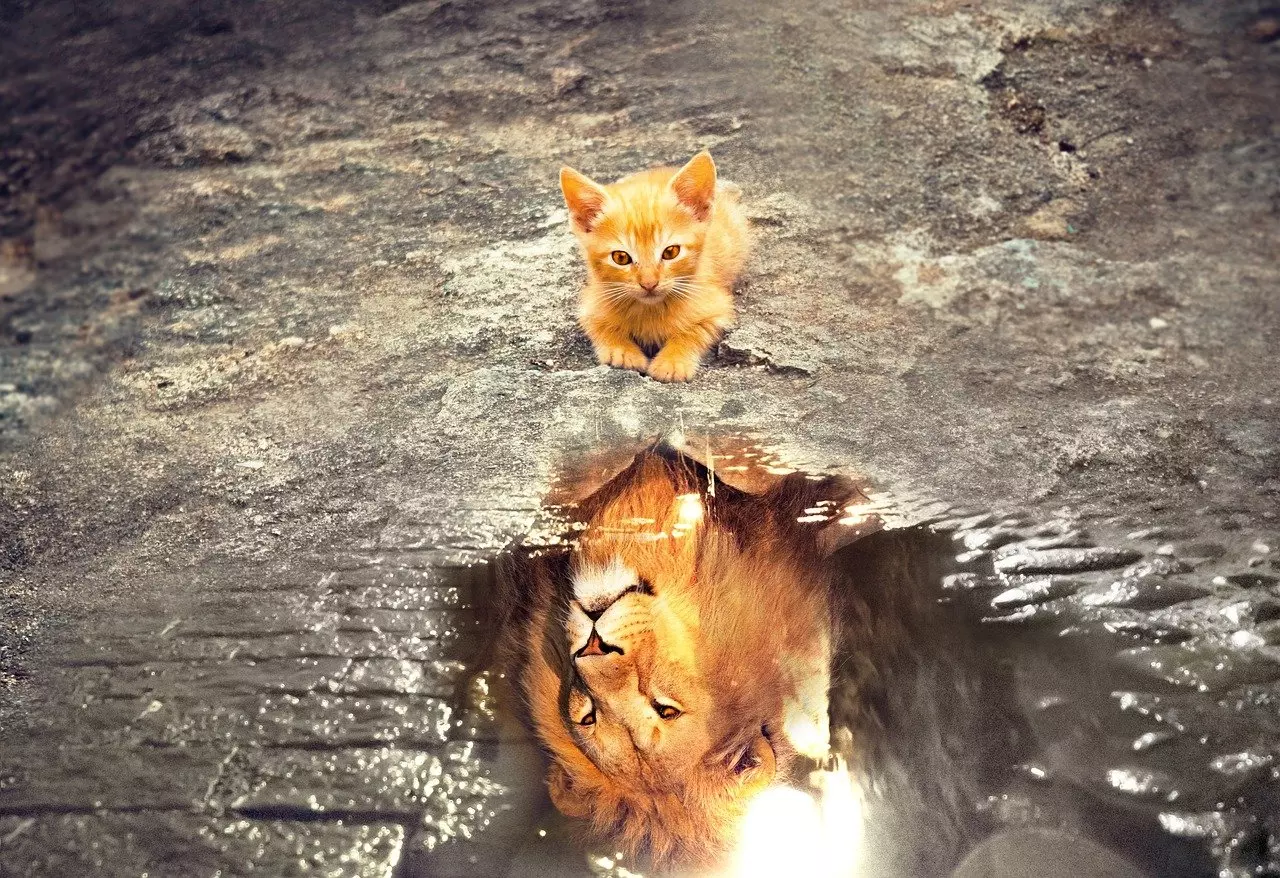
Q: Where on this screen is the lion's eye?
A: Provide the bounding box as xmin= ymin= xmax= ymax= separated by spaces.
xmin=654 ymin=702 xmax=682 ymax=720
xmin=610 ymin=250 xmax=632 ymax=266
xmin=661 ymin=244 xmax=680 ymax=260
xmin=579 ymin=709 xmax=596 ymax=727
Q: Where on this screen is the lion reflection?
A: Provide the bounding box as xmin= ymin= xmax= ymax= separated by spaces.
xmin=492 ymin=444 xmax=861 ymax=869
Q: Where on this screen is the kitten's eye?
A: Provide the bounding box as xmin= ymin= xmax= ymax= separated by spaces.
xmin=579 ymin=709 xmax=596 ymax=727
xmin=661 ymin=244 xmax=681 ymax=260
xmin=654 ymin=702 xmax=682 ymax=720
xmin=610 ymin=251 xmax=632 ymax=266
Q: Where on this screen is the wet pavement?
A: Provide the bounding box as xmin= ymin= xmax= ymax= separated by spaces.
xmin=0 ymin=510 xmax=512 ymax=877
xmin=1 ymin=0 xmax=1278 ymax=875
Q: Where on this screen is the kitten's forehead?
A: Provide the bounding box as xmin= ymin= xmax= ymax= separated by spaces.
xmin=590 ymin=173 xmax=698 ymax=256
xmin=607 ymin=222 xmax=670 ymax=257
xmin=599 ymin=211 xmax=690 ymax=258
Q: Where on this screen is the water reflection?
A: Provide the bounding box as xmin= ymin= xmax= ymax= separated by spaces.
xmin=492 ymin=443 xmax=859 ymax=870
xmin=472 ymin=440 xmax=1271 ymax=878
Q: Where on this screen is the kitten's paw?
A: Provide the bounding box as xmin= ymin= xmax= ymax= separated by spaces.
xmin=647 ymin=351 xmax=700 ymax=383
xmin=597 ymin=345 xmax=649 ymax=372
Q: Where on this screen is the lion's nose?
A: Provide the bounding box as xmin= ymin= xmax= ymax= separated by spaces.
xmin=575 ymin=629 xmax=623 ymax=659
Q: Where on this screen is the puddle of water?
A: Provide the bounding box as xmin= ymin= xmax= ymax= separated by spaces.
xmin=416 ymin=440 xmax=1278 ymax=878
xmin=1 ymin=439 xmax=1276 ymax=878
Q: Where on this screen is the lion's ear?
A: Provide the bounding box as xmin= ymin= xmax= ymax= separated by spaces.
xmin=546 ymin=762 xmax=593 ymax=819
xmin=762 ymin=472 xmax=872 ymax=554
xmin=761 ymin=473 xmax=849 ymax=524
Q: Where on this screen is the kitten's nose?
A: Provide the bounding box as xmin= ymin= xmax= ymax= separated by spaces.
xmin=639 ymin=279 xmax=659 ymax=293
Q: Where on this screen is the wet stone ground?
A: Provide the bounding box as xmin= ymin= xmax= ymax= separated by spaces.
xmin=0 ymin=0 xmax=1278 ymax=875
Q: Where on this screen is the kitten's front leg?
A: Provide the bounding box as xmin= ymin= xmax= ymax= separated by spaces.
xmin=583 ymin=319 xmax=649 ymax=372
xmin=647 ymin=324 xmax=720 ymax=383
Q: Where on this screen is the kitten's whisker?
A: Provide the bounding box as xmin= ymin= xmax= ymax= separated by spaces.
xmin=666 ymin=279 xmax=708 ymax=301
xmin=596 ymin=282 xmax=635 ymax=304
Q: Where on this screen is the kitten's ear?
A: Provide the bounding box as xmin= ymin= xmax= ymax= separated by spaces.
xmin=670 ymin=150 xmax=717 ymax=221
xmin=560 ymin=166 xmax=608 ymax=233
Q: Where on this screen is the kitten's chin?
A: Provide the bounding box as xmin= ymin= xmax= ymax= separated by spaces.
xmin=632 ymin=289 xmax=667 ymax=305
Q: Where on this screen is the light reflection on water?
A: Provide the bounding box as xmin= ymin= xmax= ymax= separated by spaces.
xmin=733 ymin=763 xmax=864 ymax=878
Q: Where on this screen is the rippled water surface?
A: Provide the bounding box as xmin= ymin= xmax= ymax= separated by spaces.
xmin=0 ymin=446 xmax=1277 ymax=878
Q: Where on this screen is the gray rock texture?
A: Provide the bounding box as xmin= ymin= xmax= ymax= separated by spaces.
xmin=0 ymin=0 xmax=1276 ymax=875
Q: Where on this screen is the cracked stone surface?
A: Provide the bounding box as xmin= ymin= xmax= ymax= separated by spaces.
xmin=0 ymin=0 xmax=1277 ymax=875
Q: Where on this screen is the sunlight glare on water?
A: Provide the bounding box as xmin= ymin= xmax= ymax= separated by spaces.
xmin=673 ymin=492 xmax=705 ymax=536
xmin=734 ymin=787 xmax=822 ymax=878
xmin=733 ymin=767 xmax=863 ymax=878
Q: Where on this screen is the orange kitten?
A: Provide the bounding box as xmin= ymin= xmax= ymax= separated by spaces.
xmin=559 ymin=151 xmax=749 ymax=383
